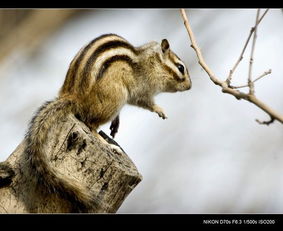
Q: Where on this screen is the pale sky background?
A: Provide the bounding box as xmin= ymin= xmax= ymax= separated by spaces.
xmin=0 ymin=9 xmax=283 ymax=213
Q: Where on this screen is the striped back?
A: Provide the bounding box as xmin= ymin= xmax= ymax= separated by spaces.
xmin=60 ymin=34 xmax=138 ymax=96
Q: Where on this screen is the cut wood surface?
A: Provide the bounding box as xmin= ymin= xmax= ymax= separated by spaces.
xmin=0 ymin=114 xmax=142 ymax=213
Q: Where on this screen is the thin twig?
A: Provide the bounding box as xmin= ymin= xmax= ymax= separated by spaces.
xmin=226 ymin=9 xmax=269 ymax=85
xmin=230 ymin=69 xmax=271 ymax=89
xmin=255 ymin=116 xmax=274 ymax=125
xmin=257 ymin=8 xmax=269 ymax=24
xmin=248 ymin=9 xmax=260 ymax=95
xmin=226 ymin=29 xmax=253 ymax=85
xmin=180 ymin=9 xmax=283 ymax=125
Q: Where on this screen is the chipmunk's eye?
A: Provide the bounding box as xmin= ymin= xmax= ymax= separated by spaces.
xmin=176 ymin=63 xmax=185 ymax=75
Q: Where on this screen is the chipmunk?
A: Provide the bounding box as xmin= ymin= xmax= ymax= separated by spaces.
xmin=24 ymin=33 xmax=191 ymax=212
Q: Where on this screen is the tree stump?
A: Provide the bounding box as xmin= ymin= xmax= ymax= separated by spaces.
xmin=0 ymin=114 xmax=142 ymax=213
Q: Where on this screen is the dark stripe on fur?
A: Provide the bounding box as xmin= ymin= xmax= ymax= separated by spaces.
xmin=97 ymin=55 xmax=137 ymax=80
xmin=79 ymin=39 xmax=137 ymax=91
xmin=162 ymin=64 xmax=183 ymax=82
xmin=60 ymin=33 xmax=118 ymax=95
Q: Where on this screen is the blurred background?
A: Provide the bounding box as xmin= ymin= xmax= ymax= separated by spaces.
xmin=0 ymin=8 xmax=283 ymax=213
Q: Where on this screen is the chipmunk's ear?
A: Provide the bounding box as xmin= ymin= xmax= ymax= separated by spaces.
xmin=161 ymin=39 xmax=170 ymax=53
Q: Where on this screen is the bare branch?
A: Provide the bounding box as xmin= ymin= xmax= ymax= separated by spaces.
xmin=225 ymin=9 xmax=269 ymax=85
xmin=248 ymin=9 xmax=260 ymax=95
xmin=180 ymin=9 xmax=283 ymax=125
xmin=255 ymin=116 xmax=275 ymax=125
xmin=180 ymin=9 xmax=222 ymax=87
xmin=226 ymin=28 xmax=253 ymax=85
xmin=230 ymin=69 xmax=271 ymax=89
xmin=258 ymin=9 xmax=269 ymax=24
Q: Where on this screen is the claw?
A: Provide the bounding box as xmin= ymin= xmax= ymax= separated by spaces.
xmin=157 ymin=111 xmax=168 ymax=120
xmin=153 ymin=105 xmax=167 ymax=120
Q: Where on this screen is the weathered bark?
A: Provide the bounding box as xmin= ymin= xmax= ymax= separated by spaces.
xmin=0 ymin=114 xmax=142 ymax=213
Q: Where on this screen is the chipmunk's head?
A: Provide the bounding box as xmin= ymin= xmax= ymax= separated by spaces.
xmin=141 ymin=39 xmax=192 ymax=93
xmin=159 ymin=39 xmax=191 ymax=92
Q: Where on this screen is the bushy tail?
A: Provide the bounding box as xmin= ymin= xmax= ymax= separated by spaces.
xmin=25 ymin=98 xmax=99 ymax=212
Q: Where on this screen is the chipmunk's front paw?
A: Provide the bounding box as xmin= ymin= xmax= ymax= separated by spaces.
xmin=153 ymin=105 xmax=168 ymax=120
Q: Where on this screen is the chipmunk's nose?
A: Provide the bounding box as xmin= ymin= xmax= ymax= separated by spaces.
xmin=184 ymin=78 xmax=192 ymax=90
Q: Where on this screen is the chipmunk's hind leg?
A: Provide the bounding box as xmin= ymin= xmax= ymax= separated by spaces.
xmin=110 ymin=115 xmax=120 ymax=138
